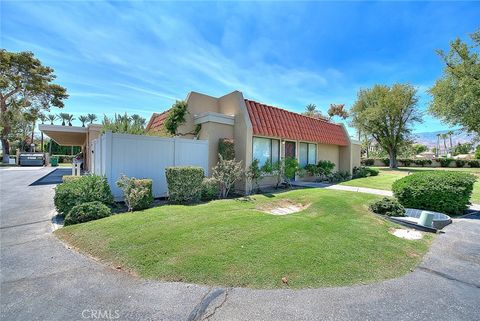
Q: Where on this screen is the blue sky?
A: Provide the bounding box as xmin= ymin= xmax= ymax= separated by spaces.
xmin=2 ymin=1 xmax=479 ymax=135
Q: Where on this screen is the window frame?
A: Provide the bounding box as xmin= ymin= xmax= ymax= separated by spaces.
xmin=299 ymin=142 xmax=318 ymax=167
xmin=252 ymin=136 xmax=280 ymax=167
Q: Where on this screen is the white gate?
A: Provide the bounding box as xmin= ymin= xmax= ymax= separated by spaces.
xmin=90 ymin=132 xmax=209 ymax=199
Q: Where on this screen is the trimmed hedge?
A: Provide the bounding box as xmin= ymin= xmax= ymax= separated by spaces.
xmin=54 ymin=175 xmax=113 ymax=216
xmin=369 ymin=197 xmax=405 ymax=217
xmin=455 ymin=160 xmax=466 ymax=168
xmin=201 ymin=177 xmax=220 ymax=200
xmin=469 ymin=160 xmax=480 ymax=168
xmin=438 ymin=158 xmax=453 ymax=167
xmin=166 ymin=166 xmax=204 ymax=203
xmin=361 ymin=158 xmax=375 ymax=166
xmin=218 ymin=138 xmax=235 ymax=160
xmin=392 ymin=171 xmax=477 ymax=215
xmin=64 ymin=201 xmax=111 ymax=226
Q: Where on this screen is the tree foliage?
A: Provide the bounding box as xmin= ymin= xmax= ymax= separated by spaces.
xmin=102 ymin=113 xmax=146 ymax=134
xmin=302 ymin=103 xmax=325 ymax=119
xmin=164 ymin=100 xmax=188 ymax=135
xmin=350 ymin=84 xmax=422 ymax=168
xmin=429 ymin=29 xmax=480 ymax=135
xmin=327 ymin=104 xmax=349 ymax=121
xmin=0 ymin=50 xmax=67 ymax=162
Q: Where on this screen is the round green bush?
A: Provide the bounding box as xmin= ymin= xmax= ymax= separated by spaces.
xmin=369 ymin=197 xmax=405 ymax=217
xmin=201 ymin=177 xmax=220 ymax=200
xmin=353 ymin=166 xmax=379 ymax=178
xmin=64 ymin=201 xmax=111 ymax=226
xmin=54 ymin=174 xmax=114 ymax=216
xmin=392 ymin=171 xmax=477 ymax=215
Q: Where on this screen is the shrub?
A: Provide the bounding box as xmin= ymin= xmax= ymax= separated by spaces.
xmin=398 ymin=159 xmax=413 ymax=166
xmin=438 ymin=158 xmax=453 ymax=167
xmin=212 ymin=155 xmax=243 ymax=198
xmin=455 ymin=159 xmax=466 ymax=168
xmin=468 ymin=160 xmax=480 ymax=168
xmin=283 ymin=157 xmax=299 ymax=179
xmin=218 ymin=138 xmax=235 ymax=160
xmin=327 ymin=170 xmax=351 ymax=183
xmin=246 ymin=159 xmax=262 ymax=193
xmin=392 ymin=171 xmax=476 ymax=215
xmin=353 ymin=166 xmax=379 ymax=178
xmin=62 ymin=175 xmax=81 ymax=183
xmin=305 ymin=164 xmax=319 ymax=176
xmin=64 ymin=201 xmax=111 ymax=226
xmin=476 ymin=145 xmax=480 ymax=159
xmin=369 ymin=197 xmax=405 ymax=217
xmin=54 ymin=175 xmax=114 ymax=216
xmin=381 ymin=158 xmax=390 ymax=166
xmin=414 ymin=159 xmax=427 ymax=166
xmin=116 ymin=175 xmax=153 ymax=211
xmin=317 ymin=160 xmax=335 ymax=176
xmin=201 ymin=177 xmax=220 ymax=200
xmin=165 ymin=166 xmax=204 ymax=203
xmin=361 ymin=158 xmax=375 ymax=166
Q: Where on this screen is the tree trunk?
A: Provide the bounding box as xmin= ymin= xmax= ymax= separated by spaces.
xmin=49 ymin=139 xmax=52 ymax=155
xmin=389 ymin=150 xmax=397 ymax=168
xmin=41 ymin=132 xmax=44 ymax=152
xmin=1 ymin=138 xmax=10 ymax=163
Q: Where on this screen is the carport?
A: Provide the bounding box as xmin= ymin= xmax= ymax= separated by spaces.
xmin=38 ymin=124 xmax=102 ymax=172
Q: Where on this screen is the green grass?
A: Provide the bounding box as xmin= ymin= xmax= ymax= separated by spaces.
xmin=55 ymin=189 xmax=432 ymax=289
xmin=340 ymin=167 xmax=480 ymax=204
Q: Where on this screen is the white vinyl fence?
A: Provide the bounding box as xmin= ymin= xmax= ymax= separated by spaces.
xmin=90 ymin=132 xmax=209 ymax=199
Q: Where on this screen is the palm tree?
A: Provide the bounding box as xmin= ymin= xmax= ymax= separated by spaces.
xmin=87 ymin=113 xmax=98 ymax=124
xmin=436 ymin=133 xmax=441 ymax=157
xmin=47 ymin=114 xmax=57 ymax=125
xmin=78 ymin=115 xmax=89 ymax=127
xmin=65 ymin=114 xmax=75 ymax=126
xmin=131 ymin=114 xmax=146 ymax=127
xmin=38 ymin=113 xmax=47 ymax=152
xmin=58 ymin=113 xmax=69 ymax=126
xmin=441 ymin=133 xmax=448 ymax=156
xmin=447 ymin=130 xmax=454 ymax=153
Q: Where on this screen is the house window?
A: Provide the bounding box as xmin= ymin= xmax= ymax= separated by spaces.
xmin=253 ymin=137 xmax=280 ymax=166
xmin=299 ymin=142 xmax=317 ymax=168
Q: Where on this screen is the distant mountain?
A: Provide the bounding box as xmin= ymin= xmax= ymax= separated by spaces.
xmin=413 ymin=130 xmax=475 ymax=149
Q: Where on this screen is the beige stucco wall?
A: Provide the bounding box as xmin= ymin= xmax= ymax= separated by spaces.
xmin=198 ymin=122 xmax=234 ymax=174
xmin=351 ymin=142 xmax=361 ymax=168
xmin=218 ymin=91 xmax=253 ymax=192
xmin=316 ymin=143 xmax=340 ymax=169
xmin=176 ymin=92 xmax=220 ymax=138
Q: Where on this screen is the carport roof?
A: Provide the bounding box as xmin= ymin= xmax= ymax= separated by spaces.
xmin=39 ymin=124 xmax=87 ymax=146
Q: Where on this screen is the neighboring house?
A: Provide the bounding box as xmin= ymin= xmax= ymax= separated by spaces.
xmin=147 ymin=90 xmax=361 ymax=192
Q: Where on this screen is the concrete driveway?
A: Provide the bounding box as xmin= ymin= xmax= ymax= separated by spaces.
xmin=1 ymin=167 xmax=479 ymax=321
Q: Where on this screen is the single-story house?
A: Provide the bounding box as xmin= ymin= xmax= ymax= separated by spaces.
xmin=147 ymin=90 xmax=361 ymax=192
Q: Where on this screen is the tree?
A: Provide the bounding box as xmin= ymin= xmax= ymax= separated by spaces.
xmin=350 ymin=84 xmax=421 ymax=168
xmin=47 ymin=114 xmax=57 ymax=125
xmin=447 ymin=130 xmax=454 ymax=152
xmin=0 ymin=50 xmax=67 ymax=163
xmin=38 ymin=113 xmax=46 ymax=152
xmin=102 ymin=113 xmax=146 ymax=135
xmin=78 ymin=115 xmax=88 ymax=127
xmin=65 ymin=114 xmax=74 ymax=126
xmin=436 ymin=133 xmax=441 ymax=157
xmin=302 ymin=103 xmax=324 ymax=119
xmin=327 ymin=104 xmax=349 ymax=121
xmin=453 ymin=142 xmax=473 ymax=155
xmin=87 ymin=113 xmax=97 ymax=124
xmin=58 ymin=112 xmax=69 ymax=126
xmin=429 ymin=29 xmax=480 ymax=136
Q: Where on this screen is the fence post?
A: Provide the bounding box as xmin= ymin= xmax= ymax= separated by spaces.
xmin=104 ymin=131 xmax=113 ymax=185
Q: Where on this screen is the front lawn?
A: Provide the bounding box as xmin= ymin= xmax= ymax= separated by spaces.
xmin=55 ymin=189 xmax=432 ymax=289
xmin=340 ymin=167 xmax=480 ymax=203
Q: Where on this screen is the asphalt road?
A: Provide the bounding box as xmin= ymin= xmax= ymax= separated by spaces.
xmin=1 ymin=167 xmax=479 ymax=321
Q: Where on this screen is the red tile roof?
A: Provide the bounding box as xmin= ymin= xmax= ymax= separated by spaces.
xmin=245 ymin=99 xmax=349 ymax=146
xmin=146 ymin=110 xmax=170 ymax=133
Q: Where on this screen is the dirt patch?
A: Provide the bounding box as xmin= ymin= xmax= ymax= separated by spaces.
xmin=389 ymin=228 xmax=423 ymax=240
xmin=258 ymin=199 xmax=311 ymax=215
